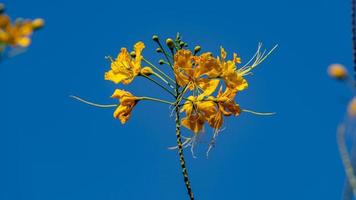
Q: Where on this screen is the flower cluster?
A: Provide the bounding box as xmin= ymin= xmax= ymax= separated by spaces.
xmin=103 ymin=34 xmax=276 ymax=143
xmin=0 ymin=4 xmax=44 ymax=53
xmin=74 ymin=33 xmax=276 ymax=199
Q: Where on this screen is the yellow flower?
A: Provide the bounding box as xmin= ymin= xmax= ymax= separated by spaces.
xmin=105 ymin=41 xmax=145 ymax=84
xmin=111 ymin=89 xmax=140 ymax=124
xmin=174 ymin=49 xmax=219 ymax=96
xmin=0 ymin=19 xmax=34 ymax=47
xmin=180 ymin=95 xmax=217 ymax=133
xmin=218 ymin=47 xmax=248 ymax=91
xmin=207 ymin=87 xmax=241 ymax=129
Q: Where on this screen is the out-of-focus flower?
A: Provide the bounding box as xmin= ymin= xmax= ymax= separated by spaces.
xmin=328 ymin=64 xmax=348 ymax=80
xmin=111 ymin=89 xmax=140 ymax=124
xmin=0 ymin=5 xmax=44 ymax=52
xmin=348 ymin=97 xmax=356 ymax=117
xmin=105 ymin=41 xmax=145 ymax=84
xmin=32 ymin=18 xmax=45 ymax=30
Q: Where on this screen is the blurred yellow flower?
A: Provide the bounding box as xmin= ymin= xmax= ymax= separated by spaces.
xmin=348 ymin=97 xmax=356 ymax=117
xmin=111 ymin=89 xmax=140 ymax=124
xmin=32 ymin=18 xmax=45 ymax=30
xmin=105 ymin=41 xmax=145 ymax=84
xmin=328 ymin=64 xmax=348 ymax=80
xmin=0 ymin=19 xmax=34 ymax=47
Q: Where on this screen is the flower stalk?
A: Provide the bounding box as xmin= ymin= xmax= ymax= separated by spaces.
xmin=174 ymin=87 xmax=194 ymax=200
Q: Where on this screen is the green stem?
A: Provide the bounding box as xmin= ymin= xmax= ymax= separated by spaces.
xmin=173 ymin=82 xmax=194 ymax=200
xmin=142 ymin=57 xmax=175 ymax=83
xmin=140 ymin=96 xmax=174 ymax=105
xmin=152 ymin=72 xmax=175 ymax=89
xmin=140 ymin=74 xmax=176 ymax=97
xmin=156 ymin=41 xmax=174 ymax=70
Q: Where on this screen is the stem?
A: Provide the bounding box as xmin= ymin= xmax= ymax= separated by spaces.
xmin=174 ymin=84 xmax=194 ymax=200
xmin=140 ymin=74 xmax=176 ymax=97
xmin=152 ymin=72 xmax=175 ymax=89
xmin=352 ymin=0 xmax=356 ymax=80
xmin=140 ymin=96 xmax=174 ymax=105
xmin=338 ymin=124 xmax=356 ymax=198
xmin=156 ymin=41 xmax=174 ymax=70
xmin=142 ymin=57 xmax=175 ymax=83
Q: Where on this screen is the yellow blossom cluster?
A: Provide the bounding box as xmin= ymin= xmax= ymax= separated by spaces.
xmin=104 ymin=34 xmax=275 ymax=135
xmin=0 ymin=4 xmax=44 ymax=51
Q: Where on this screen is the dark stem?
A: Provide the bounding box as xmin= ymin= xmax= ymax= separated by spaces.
xmin=352 ymin=0 xmax=356 ymax=80
xmin=174 ymin=91 xmax=194 ymax=200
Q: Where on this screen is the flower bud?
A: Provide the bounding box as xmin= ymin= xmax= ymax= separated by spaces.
xmin=179 ymin=41 xmax=185 ymax=47
xmin=328 ymin=64 xmax=348 ymax=80
xmin=194 ymin=46 xmax=201 ymax=54
xmin=130 ymin=51 xmax=136 ymax=58
xmin=140 ymin=67 xmax=154 ymax=76
xmin=156 ymin=47 xmax=162 ymax=53
xmin=0 ymin=3 xmax=5 ymax=14
xmin=166 ymin=38 xmax=174 ymax=49
xmin=32 ymin=18 xmax=45 ymax=30
xmin=348 ymin=97 xmax=356 ymax=117
xmin=152 ymin=35 xmax=159 ymax=42
xmin=159 ymin=59 xmax=165 ymax=65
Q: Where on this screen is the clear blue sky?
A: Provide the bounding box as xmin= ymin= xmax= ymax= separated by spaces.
xmin=0 ymin=0 xmax=351 ymax=199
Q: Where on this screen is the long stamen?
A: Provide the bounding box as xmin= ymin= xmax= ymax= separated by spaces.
xmin=242 ymin=109 xmax=275 ymax=116
xmin=70 ymin=95 xmax=117 ymax=108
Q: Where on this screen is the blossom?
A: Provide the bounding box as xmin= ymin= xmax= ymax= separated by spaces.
xmin=207 ymin=87 xmax=241 ymax=130
xmin=0 ymin=18 xmax=34 ymax=47
xmin=105 ymin=41 xmax=145 ymax=84
xmin=217 ymin=47 xmax=248 ymax=91
xmin=111 ymin=89 xmax=140 ymax=124
xmin=173 ymin=49 xmax=220 ymax=96
xmin=180 ymin=95 xmax=217 ymax=133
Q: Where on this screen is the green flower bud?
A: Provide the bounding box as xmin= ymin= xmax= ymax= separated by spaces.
xmin=130 ymin=51 xmax=136 ymax=58
xmin=152 ymin=35 xmax=159 ymax=42
xmin=159 ymin=59 xmax=165 ymax=65
xmin=194 ymin=46 xmax=201 ymax=54
xmin=156 ymin=48 xmax=162 ymax=53
xmin=166 ymin=38 xmax=175 ymax=49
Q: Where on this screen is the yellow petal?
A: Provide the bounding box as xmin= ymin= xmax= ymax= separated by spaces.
xmin=181 ymin=115 xmax=204 ymax=134
xmin=197 ymin=78 xmax=220 ymax=96
xmin=104 ymin=70 xmax=130 ymax=84
xmin=17 ymin=37 xmax=31 ymax=47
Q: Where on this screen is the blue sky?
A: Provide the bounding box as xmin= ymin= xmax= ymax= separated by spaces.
xmin=0 ymin=0 xmax=351 ymax=199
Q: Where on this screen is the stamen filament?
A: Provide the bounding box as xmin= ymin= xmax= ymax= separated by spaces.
xmin=142 ymin=57 xmax=175 ymax=83
xmin=139 ymin=96 xmax=174 ymax=105
xmin=70 ymin=95 xmax=117 ymax=108
xmin=140 ymin=74 xmax=176 ymax=97
xmin=242 ymin=109 xmax=275 ymax=116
